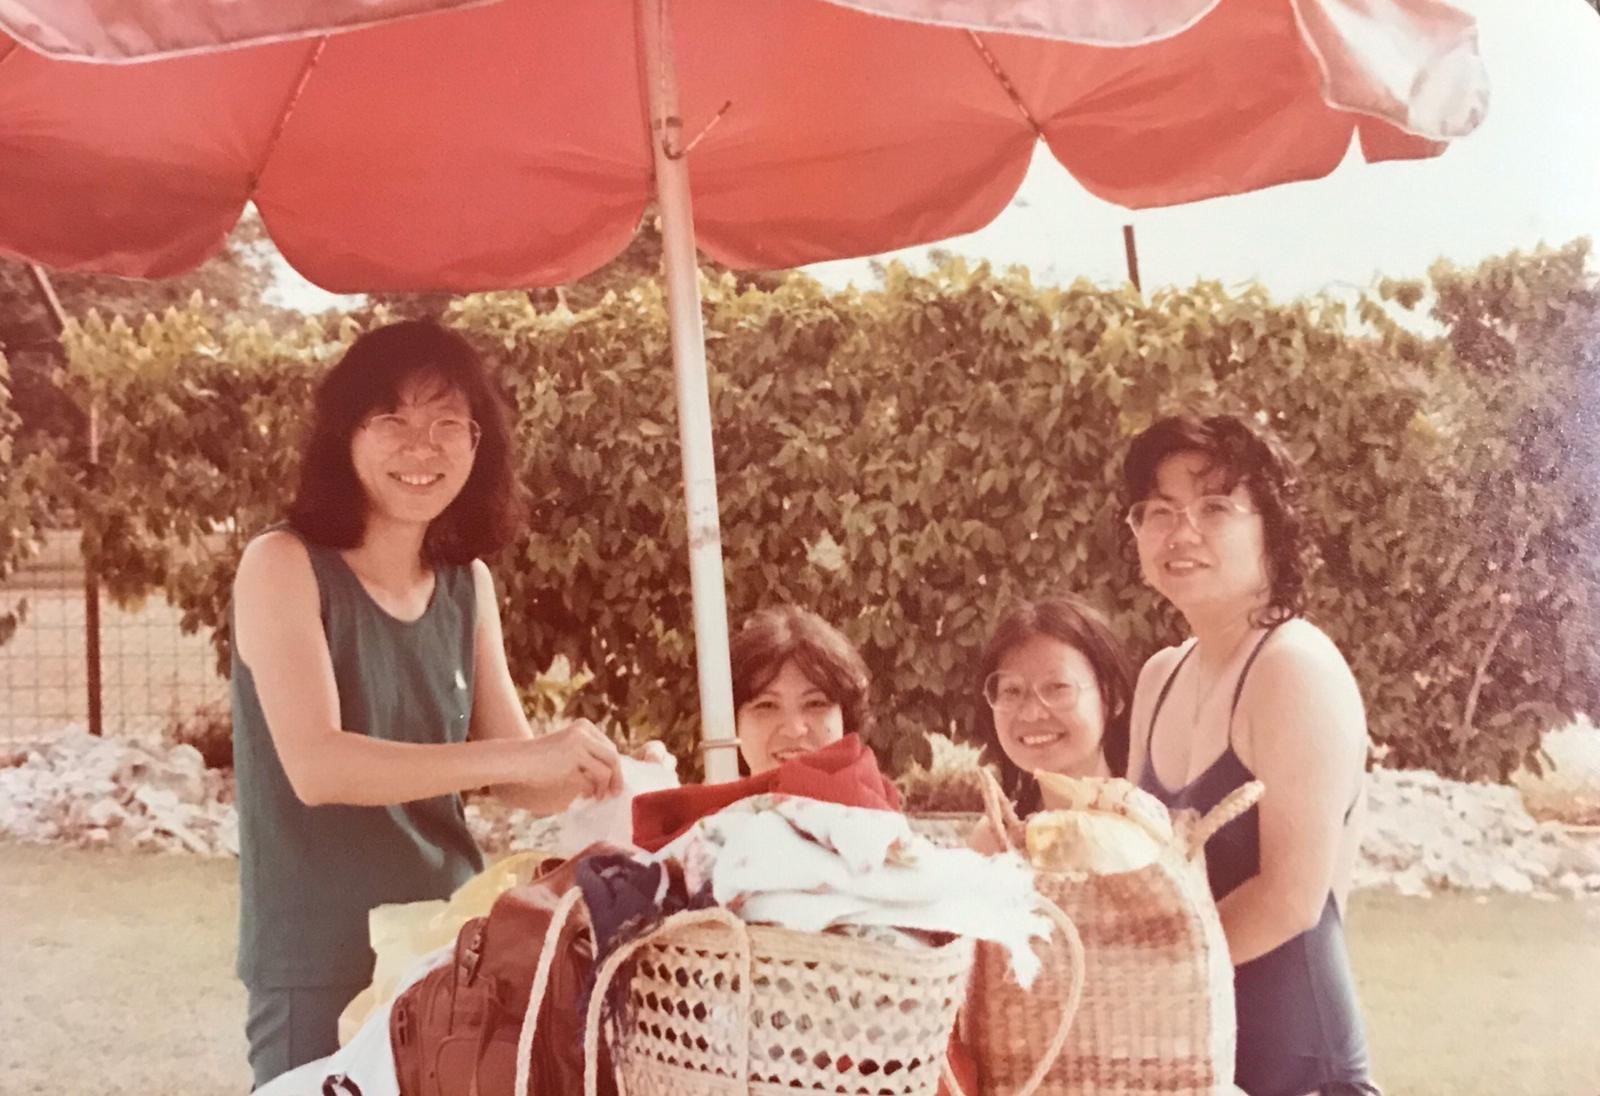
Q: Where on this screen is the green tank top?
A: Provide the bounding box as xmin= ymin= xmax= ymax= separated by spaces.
xmin=232 ymin=527 xmax=485 ymax=988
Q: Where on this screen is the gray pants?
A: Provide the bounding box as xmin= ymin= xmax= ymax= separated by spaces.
xmin=245 ymin=982 xmax=365 ymax=1089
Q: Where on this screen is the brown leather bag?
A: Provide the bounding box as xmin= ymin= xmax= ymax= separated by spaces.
xmin=389 ymin=845 xmax=621 ymax=1096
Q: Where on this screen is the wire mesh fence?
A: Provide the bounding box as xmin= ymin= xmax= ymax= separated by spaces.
xmin=0 ymin=531 xmax=226 ymax=742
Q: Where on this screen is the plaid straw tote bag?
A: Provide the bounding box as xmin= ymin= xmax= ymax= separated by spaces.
xmin=964 ymin=770 xmax=1262 ymax=1096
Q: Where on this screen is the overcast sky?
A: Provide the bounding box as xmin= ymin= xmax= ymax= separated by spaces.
xmin=269 ymin=0 xmax=1600 ymax=311
xmin=806 ymin=0 xmax=1600 ymax=299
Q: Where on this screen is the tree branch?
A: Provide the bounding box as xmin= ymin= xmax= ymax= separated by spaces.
xmin=1459 ymin=527 xmax=1532 ymax=741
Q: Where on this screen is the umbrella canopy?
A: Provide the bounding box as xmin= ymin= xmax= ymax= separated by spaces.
xmin=0 ymin=0 xmax=1489 ymax=778
xmin=0 ymin=0 xmax=1486 ymax=286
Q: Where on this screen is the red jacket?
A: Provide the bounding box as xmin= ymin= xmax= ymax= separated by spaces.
xmin=632 ymin=734 xmax=902 ymax=852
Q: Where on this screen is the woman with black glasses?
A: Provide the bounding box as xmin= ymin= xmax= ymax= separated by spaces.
xmin=1122 ymin=413 xmax=1378 ymax=1096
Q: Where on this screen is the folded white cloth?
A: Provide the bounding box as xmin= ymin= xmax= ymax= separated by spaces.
xmin=553 ymin=748 xmax=678 ymax=856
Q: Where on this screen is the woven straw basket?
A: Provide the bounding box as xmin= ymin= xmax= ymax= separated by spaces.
xmin=906 ymin=811 xmax=984 ymax=849
xmin=965 ymin=770 xmax=1262 ymax=1096
xmin=519 ymin=890 xmax=1003 ymax=1096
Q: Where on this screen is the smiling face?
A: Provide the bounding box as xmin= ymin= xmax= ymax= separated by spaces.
xmin=735 ymin=658 xmax=846 ymax=774
xmin=991 ymin=634 xmax=1107 ymax=778
xmin=348 ymin=373 xmax=477 ymax=535
xmin=1135 ymin=450 xmax=1269 ymax=614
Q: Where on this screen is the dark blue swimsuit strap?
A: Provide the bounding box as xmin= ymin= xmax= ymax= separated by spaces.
xmin=1145 ymin=641 xmax=1196 ymax=753
xmin=1229 ymin=627 xmax=1279 ymax=721
xmin=1149 ymin=623 xmax=1361 ymax=821
xmin=1145 ymin=627 xmax=1280 ymax=766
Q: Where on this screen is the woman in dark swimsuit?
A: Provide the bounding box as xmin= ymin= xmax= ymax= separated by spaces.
xmin=1121 ymin=414 xmax=1379 ymax=1096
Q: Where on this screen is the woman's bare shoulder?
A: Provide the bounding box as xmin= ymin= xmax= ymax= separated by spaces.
xmin=1256 ymin=619 xmax=1357 ymax=684
xmin=235 ymin=529 xmax=314 ymax=593
xmin=1138 ymin=640 xmax=1192 ymax=688
xmin=1242 ymin=619 xmax=1366 ymax=745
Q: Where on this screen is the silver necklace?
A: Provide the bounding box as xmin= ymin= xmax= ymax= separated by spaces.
xmin=1189 ymin=628 xmax=1256 ymax=728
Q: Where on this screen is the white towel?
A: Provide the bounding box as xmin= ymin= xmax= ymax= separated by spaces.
xmin=661 ymin=795 xmax=1050 ymax=988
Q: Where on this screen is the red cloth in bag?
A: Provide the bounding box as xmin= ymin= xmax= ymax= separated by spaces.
xmin=631 ymin=734 xmax=902 ymax=851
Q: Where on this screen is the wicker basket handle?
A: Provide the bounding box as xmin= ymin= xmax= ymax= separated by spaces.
xmin=513 ymin=886 xmax=586 ymax=1096
xmin=584 ymin=906 xmax=754 ymax=1096
xmin=942 ymin=894 xmax=1087 ymax=1096
xmin=982 ymin=767 xmax=1182 ymax=854
xmin=978 ymin=766 xmax=1026 ymax=853
xmin=1185 ymin=780 xmax=1264 ymax=860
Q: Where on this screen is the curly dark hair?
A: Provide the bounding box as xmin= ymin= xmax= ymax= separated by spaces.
xmin=1121 ymin=413 xmax=1309 ymax=626
xmin=970 ymin=593 xmax=1135 ymax=815
xmin=286 ymin=320 xmax=524 ymax=565
xmin=730 ymin=606 xmax=873 ymax=739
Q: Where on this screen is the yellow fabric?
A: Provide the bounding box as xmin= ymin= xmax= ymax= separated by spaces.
xmin=1025 ymin=810 xmax=1163 ymax=874
xmin=1026 ymin=773 xmax=1175 ymax=875
xmin=336 ymin=849 xmax=549 ymax=1044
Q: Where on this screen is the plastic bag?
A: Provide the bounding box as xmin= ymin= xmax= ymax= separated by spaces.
xmin=553 ymin=746 xmax=679 ymax=856
xmin=338 ymin=850 xmax=547 ymax=1043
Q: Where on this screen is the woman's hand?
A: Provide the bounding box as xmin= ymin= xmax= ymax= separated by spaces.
xmin=519 ymin=718 xmax=624 ymax=807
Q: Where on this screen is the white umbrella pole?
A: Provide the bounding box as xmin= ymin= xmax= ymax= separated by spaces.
xmin=639 ymin=0 xmax=739 ymax=783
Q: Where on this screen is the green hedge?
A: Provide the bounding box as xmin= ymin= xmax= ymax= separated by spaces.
xmin=0 ymin=350 xmax=63 ymax=644
xmin=38 ymin=246 xmax=1600 ymax=781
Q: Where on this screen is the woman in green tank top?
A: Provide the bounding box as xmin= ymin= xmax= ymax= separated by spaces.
xmin=230 ymin=320 xmax=622 ymax=1088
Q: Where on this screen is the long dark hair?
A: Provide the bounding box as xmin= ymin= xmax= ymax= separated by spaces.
xmin=1122 ymin=413 xmax=1309 ymax=626
xmin=730 ymin=606 xmax=873 ymax=738
xmin=286 ymin=320 xmax=523 ymax=564
xmin=971 ymin=593 xmax=1135 ymax=813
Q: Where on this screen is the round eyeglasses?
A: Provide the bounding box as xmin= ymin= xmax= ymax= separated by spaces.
xmin=1126 ymin=495 xmax=1255 ymax=539
xmin=983 ymin=671 xmax=1082 ymax=713
xmin=363 ymin=414 xmax=481 ymax=454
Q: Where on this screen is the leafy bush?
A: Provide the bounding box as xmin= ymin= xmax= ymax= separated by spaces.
xmin=46 ymin=246 xmax=1600 ymax=781
xmin=0 ymin=351 xmax=62 ymax=645
xmin=57 ymin=305 xmax=349 ymax=667
xmin=165 ymin=699 xmax=234 ymax=772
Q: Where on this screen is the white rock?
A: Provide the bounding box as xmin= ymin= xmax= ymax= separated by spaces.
xmin=1554 ymin=840 xmax=1600 ymax=877
xmin=80 ymin=799 xmax=124 ymax=830
xmin=149 ymin=744 xmax=210 ymax=804
xmin=167 ymin=742 xmax=205 ymax=771
xmin=1489 ymin=865 xmax=1535 ymax=894
xmin=218 ymin=810 xmax=240 ymax=857
xmin=1557 ymin=872 xmax=1586 ymax=894
xmin=1514 ymin=721 xmax=1600 ymax=824
xmin=1513 ymin=848 xmax=1559 ymax=881
xmin=164 ymin=819 xmax=213 ymax=855
xmin=0 ymin=731 xmax=238 ymax=857
xmin=204 ymin=770 xmax=231 ymax=801
xmin=4 ymin=727 xmax=1600 ymax=892
xmin=1391 ymin=865 xmax=1432 ymax=897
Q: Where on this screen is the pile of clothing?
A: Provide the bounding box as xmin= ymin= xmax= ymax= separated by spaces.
xmin=260 ymin=737 xmax=1046 ymax=1096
